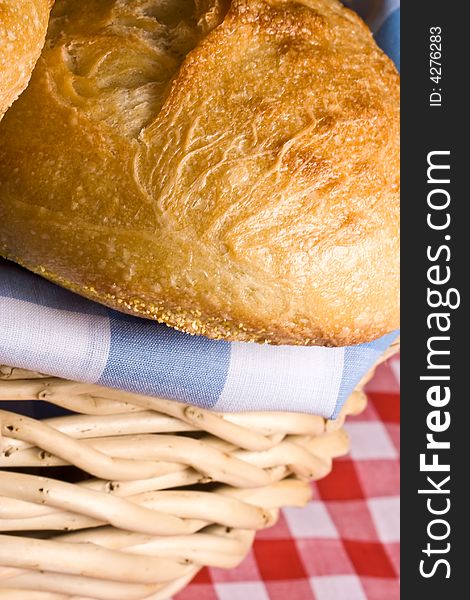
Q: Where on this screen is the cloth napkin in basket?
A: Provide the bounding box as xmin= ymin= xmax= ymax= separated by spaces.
xmin=0 ymin=0 xmax=399 ymax=419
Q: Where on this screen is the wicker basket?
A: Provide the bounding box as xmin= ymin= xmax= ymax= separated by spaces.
xmin=0 ymin=341 xmax=398 ymax=600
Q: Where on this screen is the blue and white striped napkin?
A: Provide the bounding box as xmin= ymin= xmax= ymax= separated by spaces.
xmin=0 ymin=0 xmax=399 ymax=418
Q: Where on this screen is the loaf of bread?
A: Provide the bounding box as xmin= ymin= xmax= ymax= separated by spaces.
xmin=0 ymin=0 xmax=399 ymax=346
xmin=0 ymin=0 xmax=52 ymax=119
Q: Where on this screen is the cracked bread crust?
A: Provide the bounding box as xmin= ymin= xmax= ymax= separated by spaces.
xmin=0 ymin=0 xmax=399 ymax=346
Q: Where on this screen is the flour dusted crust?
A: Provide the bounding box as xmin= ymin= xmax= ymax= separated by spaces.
xmin=0 ymin=0 xmax=52 ymax=119
xmin=0 ymin=0 xmax=399 ymax=346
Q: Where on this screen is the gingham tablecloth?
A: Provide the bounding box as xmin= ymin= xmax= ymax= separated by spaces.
xmin=174 ymin=355 xmax=400 ymax=600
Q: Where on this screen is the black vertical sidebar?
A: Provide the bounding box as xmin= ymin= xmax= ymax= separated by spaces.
xmin=401 ymin=2 xmax=466 ymax=597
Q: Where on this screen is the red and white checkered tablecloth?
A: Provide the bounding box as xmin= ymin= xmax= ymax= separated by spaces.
xmin=174 ymin=356 xmax=400 ymax=600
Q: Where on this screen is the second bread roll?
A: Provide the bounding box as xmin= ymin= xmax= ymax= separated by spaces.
xmin=0 ymin=0 xmax=52 ymax=119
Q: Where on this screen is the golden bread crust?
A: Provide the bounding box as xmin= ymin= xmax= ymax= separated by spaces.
xmin=0 ymin=0 xmax=52 ymax=119
xmin=0 ymin=0 xmax=399 ymax=346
